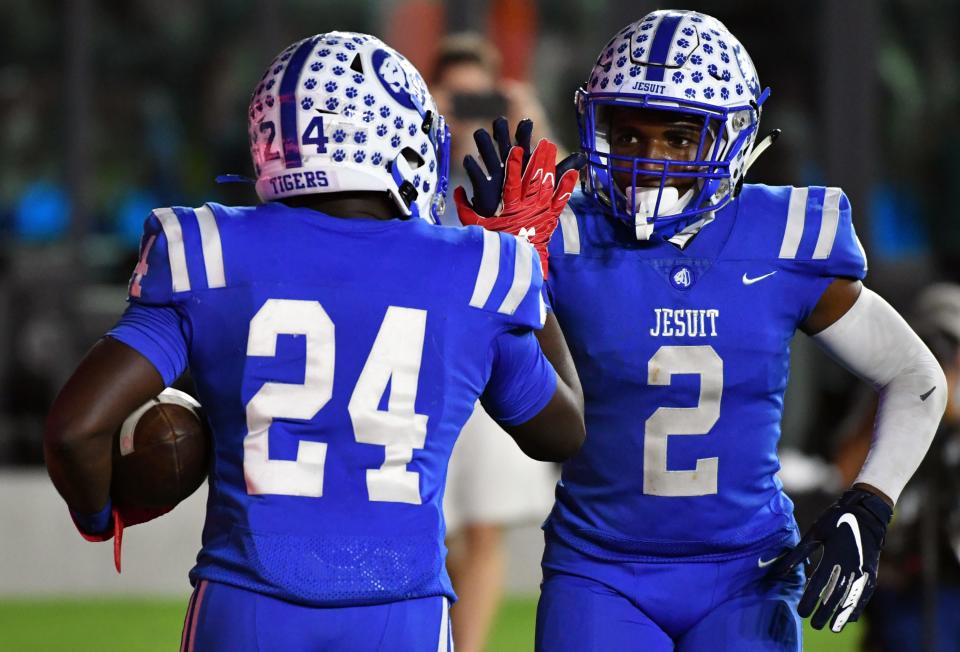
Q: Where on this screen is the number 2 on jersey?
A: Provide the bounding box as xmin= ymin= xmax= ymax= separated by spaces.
xmin=243 ymin=299 xmax=428 ymax=504
xmin=643 ymin=345 xmax=722 ymax=497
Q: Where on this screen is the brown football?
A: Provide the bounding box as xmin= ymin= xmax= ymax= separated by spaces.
xmin=111 ymin=388 xmax=211 ymax=509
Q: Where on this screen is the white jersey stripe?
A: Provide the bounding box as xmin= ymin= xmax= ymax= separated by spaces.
xmin=558 ymin=205 xmax=581 ymax=255
xmin=194 ymin=205 xmax=227 ymax=288
xmin=436 ymin=598 xmax=450 ymax=652
xmin=469 ymin=230 xmax=501 ymax=309
xmin=813 ymin=187 xmax=842 ymax=260
xmin=778 ymin=187 xmax=808 ymax=259
xmin=498 ymin=239 xmax=534 ymax=316
xmin=153 ymin=208 xmax=190 ymax=292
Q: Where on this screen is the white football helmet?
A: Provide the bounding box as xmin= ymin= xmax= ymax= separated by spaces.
xmin=577 ymin=10 xmax=770 ymax=239
xmin=249 ymin=32 xmax=450 ymax=223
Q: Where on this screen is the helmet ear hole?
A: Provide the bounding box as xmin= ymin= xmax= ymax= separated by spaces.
xmin=350 ymin=53 xmax=364 ymax=75
xmin=400 ymin=147 xmax=425 ymax=170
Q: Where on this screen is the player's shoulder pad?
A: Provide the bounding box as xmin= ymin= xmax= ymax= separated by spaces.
xmin=466 ymin=227 xmax=546 ymax=331
xmin=730 ymin=184 xmax=867 ymax=280
xmin=128 ymin=204 xmax=228 ymax=305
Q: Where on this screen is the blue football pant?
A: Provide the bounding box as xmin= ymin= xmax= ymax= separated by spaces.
xmin=536 ymin=532 xmax=805 ymax=651
xmin=179 ymin=580 xmax=453 ymax=652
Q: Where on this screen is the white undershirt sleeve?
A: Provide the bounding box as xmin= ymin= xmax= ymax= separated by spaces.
xmin=811 ymin=286 xmax=947 ymax=504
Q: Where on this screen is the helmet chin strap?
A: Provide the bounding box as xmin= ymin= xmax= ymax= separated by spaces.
xmin=630 ymin=186 xmax=697 ymax=240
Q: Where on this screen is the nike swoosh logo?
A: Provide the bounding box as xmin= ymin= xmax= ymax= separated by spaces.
xmin=920 ymin=386 xmax=937 ymax=401
xmin=837 ymin=513 xmax=863 ymax=569
xmin=742 ymin=271 xmax=777 ymax=285
xmin=757 ymin=552 xmax=786 ymax=568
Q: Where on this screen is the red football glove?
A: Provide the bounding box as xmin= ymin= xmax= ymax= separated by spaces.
xmin=71 ymin=503 xmax=172 ymax=573
xmin=455 ymin=138 xmax=579 ymax=279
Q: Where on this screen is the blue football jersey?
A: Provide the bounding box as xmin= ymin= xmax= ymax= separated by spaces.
xmin=107 ymin=202 xmax=556 ymax=606
xmin=544 ymin=184 xmax=867 ymax=559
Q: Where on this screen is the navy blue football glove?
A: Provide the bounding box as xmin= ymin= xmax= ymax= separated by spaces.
xmin=463 ymin=117 xmax=585 ymax=216
xmin=771 ymin=488 xmax=893 ymax=632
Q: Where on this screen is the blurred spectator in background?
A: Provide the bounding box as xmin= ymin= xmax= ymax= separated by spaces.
xmin=431 ymin=32 xmax=555 ymax=183
xmin=834 ymin=283 xmax=960 ymax=652
xmin=431 ymin=33 xmax=559 ymax=652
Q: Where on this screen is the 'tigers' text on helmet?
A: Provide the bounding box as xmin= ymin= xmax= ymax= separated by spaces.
xmin=650 ymin=308 xmax=719 ymax=337
xmin=267 ymin=171 xmax=331 ymax=195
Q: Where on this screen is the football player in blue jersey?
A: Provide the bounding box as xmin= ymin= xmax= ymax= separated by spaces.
xmin=455 ymin=10 xmax=947 ymax=651
xmin=43 ymin=32 xmax=585 ymax=651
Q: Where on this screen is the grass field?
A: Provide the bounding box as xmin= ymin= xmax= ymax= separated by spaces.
xmin=0 ymin=596 xmax=860 ymax=651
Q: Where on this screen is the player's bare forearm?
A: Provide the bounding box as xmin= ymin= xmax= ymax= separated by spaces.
xmin=536 ymin=312 xmax=584 ymax=415
xmin=501 ymin=312 xmax=586 ymax=462
xmin=852 ymin=482 xmax=894 ymax=509
xmin=44 ymin=337 xmax=165 ymax=513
